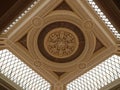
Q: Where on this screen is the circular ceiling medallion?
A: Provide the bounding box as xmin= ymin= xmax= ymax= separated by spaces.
xmin=38 ymin=21 xmax=85 ymax=63
xmin=32 ymin=17 xmax=43 ymax=27
xmin=44 ymin=28 xmax=79 ymax=59
xmin=28 ymin=11 xmax=96 ymax=70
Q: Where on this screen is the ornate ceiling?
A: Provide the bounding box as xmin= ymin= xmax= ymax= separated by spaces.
xmin=0 ymin=0 xmax=120 ymax=90
xmin=0 ymin=0 xmax=34 ymax=33
xmin=0 ymin=76 xmax=17 ymax=90
xmin=94 ymin=0 xmax=120 ymax=33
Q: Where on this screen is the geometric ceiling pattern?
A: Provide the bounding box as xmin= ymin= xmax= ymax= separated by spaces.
xmin=67 ymin=55 xmax=120 ymax=90
xmin=1 ymin=0 xmax=120 ymax=39
xmin=0 ymin=0 xmax=120 ymax=90
xmin=0 ymin=49 xmax=51 ymax=90
xmin=1 ymin=0 xmax=40 ymax=34
xmin=88 ymin=0 xmax=120 ymax=39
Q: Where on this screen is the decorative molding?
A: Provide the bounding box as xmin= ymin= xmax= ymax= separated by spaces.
xmin=44 ymin=28 xmax=79 ymax=59
xmin=0 ymin=37 xmax=6 ymax=50
xmin=94 ymin=38 xmax=105 ymax=53
xmin=54 ymin=1 xmax=73 ymax=11
xmin=53 ymin=72 xmax=66 ymax=77
xmin=2 ymin=0 xmax=119 ymax=89
xmin=83 ymin=20 xmax=94 ymax=29
xmin=115 ymin=43 xmax=120 ymax=56
xmin=32 ymin=17 xmax=43 ymax=28
xmin=79 ymin=63 xmax=86 ymax=69
xmin=34 ymin=60 xmax=41 ymax=67
xmin=0 ymin=73 xmax=23 ymax=90
xmin=18 ymin=34 xmax=27 ymax=49
xmin=38 ymin=22 xmax=85 ymax=63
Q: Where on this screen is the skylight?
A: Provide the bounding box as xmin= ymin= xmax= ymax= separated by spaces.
xmin=0 ymin=49 xmax=51 ymax=90
xmin=1 ymin=0 xmax=120 ymax=39
xmin=67 ymin=55 xmax=120 ymax=90
xmin=0 ymin=0 xmax=120 ymax=90
xmin=88 ymin=0 xmax=120 ymax=39
xmin=1 ymin=0 xmax=40 ymax=34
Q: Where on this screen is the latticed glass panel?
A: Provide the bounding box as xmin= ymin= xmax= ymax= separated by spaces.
xmin=67 ymin=55 xmax=120 ymax=90
xmin=1 ymin=0 xmax=40 ymax=34
xmin=0 ymin=49 xmax=51 ymax=90
xmin=2 ymin=0 xmax=120 ymax=39
xmin=87 ymin=0 xmax=120 ymax=39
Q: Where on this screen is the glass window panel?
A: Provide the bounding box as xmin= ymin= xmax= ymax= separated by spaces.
xmin=0 ymin=49 xmax=51 ymax=90
xmin=87 ymin=0 xmax=120 ymax=39
xmin=67 ymin=55 xmax=120 ymax=90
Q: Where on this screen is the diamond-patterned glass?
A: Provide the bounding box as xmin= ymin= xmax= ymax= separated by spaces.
xmin=0 ymin=49 xmax=51 ymax=90
xmin=1 ymin=0 xmax=40 ymax=34
xmin=67 ymin=55 xmax=120 ymax=90
xmin=88 ymin=0 xmax=120 ymax=39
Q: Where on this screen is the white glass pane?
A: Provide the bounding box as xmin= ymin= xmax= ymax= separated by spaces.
xmin=0 ymin=49 xmax=51 ymax=90
xmin=67 ymin=55 xmax=120 ymax=90
xmin=87 ymin=0 xmax=120 ymax=39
